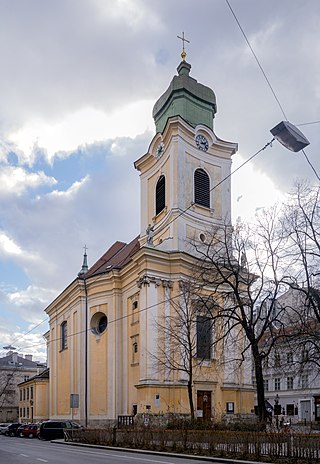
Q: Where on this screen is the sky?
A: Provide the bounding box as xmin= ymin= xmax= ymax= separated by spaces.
xmin=0 ymin=0 xmax=319 ymax=362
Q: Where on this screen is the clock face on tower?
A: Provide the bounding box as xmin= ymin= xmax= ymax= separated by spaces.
xmin=156 ymin=142 xmax=164 ymax=159
xmin=195 ymin=134 xmax=209 ymax=151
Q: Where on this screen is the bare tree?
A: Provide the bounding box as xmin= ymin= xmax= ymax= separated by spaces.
xmin=193 ymin=210 xmax=292 ymax=424
xmin=154 ymin=280 xmax=213 ymax=420
xmin=283 ymin=183 xmax=320 ymax=367
xmin=0 ymin=368 xmax=18 ymax=409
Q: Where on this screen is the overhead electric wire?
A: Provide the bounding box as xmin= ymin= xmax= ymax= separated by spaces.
xmin=302 ymin=148 xmax=320 ymax=182
xmin=10 ymin=6 xmax=319 ymax=352
xmin=296 ymin=120 xmax=320 ymax=127
xmin=225 ymin=0 xmax=320 ymax=182
xmin=154 ymin=138 xmax=274 ymax=237
xmin=8 ymin=317 xmax=49 ymax=347
xmin=225 ymin=0 xmax=287 ymax=120
xmin=13 ymin=139 xmax=275 ymax=354
xmin=14 ymin=293 xmax=182 ymax=352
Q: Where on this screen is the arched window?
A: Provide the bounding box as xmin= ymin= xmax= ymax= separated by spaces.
xmin=61 ymin=321 xmax=68 ymax=351
xmin=194 ymin=168 xmax=210 ymax=208
xmin=155 ymin=175 xmax=166 ymax=215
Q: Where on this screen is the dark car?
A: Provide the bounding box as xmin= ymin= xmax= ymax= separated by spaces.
xmin=38 ymin=421 xmax=80 ymax=440
xmin=20 ymin=424 xmax=39 ymax=438
xmin=17 ymin=424 xmax=28 ymax=437
xmin=4 ymin=423 xmax=23 ymax=437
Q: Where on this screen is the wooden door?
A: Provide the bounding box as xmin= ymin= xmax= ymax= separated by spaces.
xmin=197 ymin=390 xmax=212 ymax=420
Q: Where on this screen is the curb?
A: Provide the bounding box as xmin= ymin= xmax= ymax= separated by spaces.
xmin=51 ymin=439 xmax=269 ymax=464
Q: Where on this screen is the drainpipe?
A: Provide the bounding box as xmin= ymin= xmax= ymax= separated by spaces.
xmin=83 ymin=277 xmax=88 ymax=428
xmin=78 ymin=247 xmax=89 ymax=427
xmin=78 ymin=275 xmax=88 ymax=428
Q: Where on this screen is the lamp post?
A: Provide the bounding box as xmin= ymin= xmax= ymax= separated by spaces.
xmin=270 ymin=121 xmax=310 ymax=152
xmin=3 ymin=345 xmax=16 ymax=350
xmin=274 ymin=394 xmax=280 ymax=429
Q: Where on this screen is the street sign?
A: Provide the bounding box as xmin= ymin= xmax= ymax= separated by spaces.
xmin=70 ymin=393 xmax=79 ymax=409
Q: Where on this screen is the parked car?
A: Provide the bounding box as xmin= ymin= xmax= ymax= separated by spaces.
xmin=4 ymin=423 xmax=23 ymax=437
xmin=38 ymin=421 xmax=81 ymax=440
xmin=17 ymin=424 xmax=28 ymax=437
xmin=20 ymin=424 xmax=39 ymax=438
xmin=0 ymin=423 xmax=10 ymax=435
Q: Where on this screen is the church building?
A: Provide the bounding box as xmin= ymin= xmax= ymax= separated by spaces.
xmin=44 ymin=50 xmax=254 ymax=426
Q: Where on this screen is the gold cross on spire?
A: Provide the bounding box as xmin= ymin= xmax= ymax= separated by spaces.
xmin=177 ymin=32 xmax=190 ymax=61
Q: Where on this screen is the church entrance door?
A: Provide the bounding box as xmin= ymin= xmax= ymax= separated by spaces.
xmin=197 ymin=391 xmax=212 ymax=420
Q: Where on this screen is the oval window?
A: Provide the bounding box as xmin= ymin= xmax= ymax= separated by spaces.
xmin=90 ymin=312 xmax=108 ymax=335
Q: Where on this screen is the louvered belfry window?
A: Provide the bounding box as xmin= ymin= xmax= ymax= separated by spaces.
xmin=194 ymin=168 xmax=210 ymax=208
xmin=156 ymin=175 xmax=166 ymax=215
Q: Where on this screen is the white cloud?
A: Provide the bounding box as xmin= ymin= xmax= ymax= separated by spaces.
xmin=0 ymin=166 xmax=57 ymax=195
xmin=48 ymin=175 xmax=90 ymax=198
xmin=0 ymin=0 xmax=319 ymax=360
xmin=8 ymin=285 xmax=56 ymax=308
xmin=0 ymin=232 xmax=22 ymax=256
xmin=9 ymin=100 xmax=154 ymax=164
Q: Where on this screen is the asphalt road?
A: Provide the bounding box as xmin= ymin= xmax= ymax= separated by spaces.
xmin=0 ymin=434 xmax=233 ymax=464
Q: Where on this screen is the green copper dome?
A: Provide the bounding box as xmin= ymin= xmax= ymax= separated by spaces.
xmin=152 ymin=61 xmax=217 ymax=133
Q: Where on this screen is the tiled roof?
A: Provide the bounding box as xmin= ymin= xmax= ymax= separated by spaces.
xmin=0 ymin=353 xmax=41 ymax=368
xmin=18 ymin=368 xmax=49 ymax=386
xmin=83 ymin=236 xmax=140 ymax=278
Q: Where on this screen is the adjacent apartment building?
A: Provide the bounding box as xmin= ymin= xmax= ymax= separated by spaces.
xmin=0 ymin=351 xmax=45 ymax=422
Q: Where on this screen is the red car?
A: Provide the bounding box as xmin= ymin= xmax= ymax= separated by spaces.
xmin=20 ymin=424 xmax=39 ymax=438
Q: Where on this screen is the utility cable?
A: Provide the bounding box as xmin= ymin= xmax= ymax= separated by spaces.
xmin=302 ymin=148 xmax=320 ymax=182
xmin=12 ymin=138 xmax=275 ymax=353
xmin=14 ymin=293 xmax=182 ymax=351
xmin=153 ymin=138 xmax=275 ymax=237
xmin=225 ymin=0 xmax=320 ymax=182
xmin=296 ymin=120 xmax=320 ymax=127
xmin=225 ymin=0 xmax=287 ymax=120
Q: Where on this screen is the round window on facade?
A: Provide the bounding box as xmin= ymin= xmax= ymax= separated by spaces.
xmin=199 ymin=233 xmax=206 ymax=243
xmin=90 ymin=312 xmax=108 ymax=335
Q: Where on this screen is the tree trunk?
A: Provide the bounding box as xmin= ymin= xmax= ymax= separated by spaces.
xmin=187 ymin=379 xmax=195 ymax=420
xmin=252 ymin=343 xmax=267 ymax=424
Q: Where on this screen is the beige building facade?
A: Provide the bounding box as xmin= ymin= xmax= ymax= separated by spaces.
xmin=18 ymin=368 xmax=49 ymax=423
xmin=44 ymin=58 xmax=254 ymax=425
xmin=0 ymin=352 xmax=45 ymax=423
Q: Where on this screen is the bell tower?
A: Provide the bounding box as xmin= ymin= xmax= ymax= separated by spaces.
xmin=134 ymin=56 xmax=237 ymax=253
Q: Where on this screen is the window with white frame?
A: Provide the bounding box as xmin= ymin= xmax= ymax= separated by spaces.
xmin=287 ymin=377 xmax=293 ymax=390
xmin=301 ymin=349 xmax=308 ymax=363
xmin=274 ymin=378 xmax=281 ymax=391
xmin=274 ymin=353 xmax=281 ymax=368
xmin=287 ymin=352 xmax=293 ymax=364
xmin=301 ymin=374 xmax=309 ymax=389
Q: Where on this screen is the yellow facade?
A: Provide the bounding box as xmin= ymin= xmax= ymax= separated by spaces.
xmin=44 ymin=59 xmax=254 ymax=425
xmin=18 ymin=369 xmax=49 ymax=423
